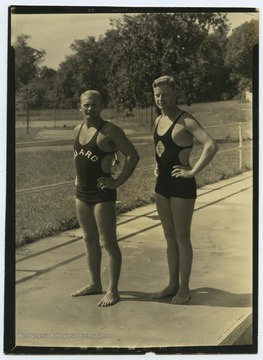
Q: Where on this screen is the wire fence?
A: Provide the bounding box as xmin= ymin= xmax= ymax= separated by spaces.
xmin=16 ymin=102 xmax=156 ymax=134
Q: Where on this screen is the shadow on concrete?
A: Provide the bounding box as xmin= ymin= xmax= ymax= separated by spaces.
xmin=119 ymin=290 xmax=170 ymax=304
xmin=146 ymin=215 xmax=160 ymax=221
xmin=119 ymin=288 xmax=252 ymax=307
xmin=190 ymin=287 xmax=252 ymax=307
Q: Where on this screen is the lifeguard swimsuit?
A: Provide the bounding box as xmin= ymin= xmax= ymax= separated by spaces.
xmin=74 ymin=121 xmax=117 ymax=204
xmin=154 ymin=112 xmax=197 ymax=199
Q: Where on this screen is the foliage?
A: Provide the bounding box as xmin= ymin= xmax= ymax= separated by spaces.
xmin=224 ymin=19 xmax=259 ymax=95
xmin=103 ymin=13 xmax=230 ymax=109
xmin=193 ymin=30 xmax=232 ymax=101
xmin=13 ymin=34 xmax=46 ymax=90
xmin=56 ymin=36 xmax=109 ymax=105
xmin=13 ymin=35 xmax=59 ymax=110
xmin=12 ymin=14 xmax=258 ymax=112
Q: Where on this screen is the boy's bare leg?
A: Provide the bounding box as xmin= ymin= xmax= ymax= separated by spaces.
xmin=170 ymin=197 xmax=195 ymax=304
xmin=71 ymin=199 xmax=103 ymax=296
xmin=152 ymin=193 xmax=179 ymax=299
xmin=94 ymin=202 xmax=121 ymax=307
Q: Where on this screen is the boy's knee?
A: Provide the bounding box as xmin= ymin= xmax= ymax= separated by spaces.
xmin=100 ymin=236 xmax=118 ymax=252
xmin=176 ymin=234 xmax=191 ymax=246
xmin=83 ymin=233 xmax=99 ymax=245
xmin=164 ymin=230 xmax=176 ymax=242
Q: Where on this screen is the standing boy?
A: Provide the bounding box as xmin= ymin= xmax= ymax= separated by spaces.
xmin=72 ymin=90 xmax=139 ymax=307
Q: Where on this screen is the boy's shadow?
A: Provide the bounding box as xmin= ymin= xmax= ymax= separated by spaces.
xmin=119 ymin=287 xmax=252 ymax=307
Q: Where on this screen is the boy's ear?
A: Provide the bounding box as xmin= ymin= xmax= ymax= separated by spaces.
xmin=78 ymin=103 xmax=81 ymax=111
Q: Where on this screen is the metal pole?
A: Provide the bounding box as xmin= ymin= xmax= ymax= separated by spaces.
xmin=238 ymin=123 xmax=243 ymax=171
xmin=54 ymin=102 xmax=57 ymax=128
xmin=26 ymin=102 xmax=29 ymax=135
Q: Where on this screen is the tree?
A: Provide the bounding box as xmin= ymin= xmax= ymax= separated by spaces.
xmin=12 ymin=34 xmax=46 ymax=91
xmin=224 ymin=19 xmax=259 ymax=95
xmin=56 ymin=36 xmax=110 ymax=105
xmin=191 ymin=30 xmax=232 ymax=101
xmin=36 ymin=66 xmax=58 ymax=107
xmin=16 ymin=67 xmax=58 ymax=110
xmin=102 ymin=12 xmax=229 ymax=110
xmin=12 ymin=34 xmax=60 ymax=110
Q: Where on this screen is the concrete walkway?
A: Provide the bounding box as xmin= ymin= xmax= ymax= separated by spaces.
xmin=16 ymin=171 xmax=253 ymax=349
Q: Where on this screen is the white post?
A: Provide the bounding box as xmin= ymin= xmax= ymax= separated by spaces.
xmin=238 ymin=123 xmax=243 ymax=171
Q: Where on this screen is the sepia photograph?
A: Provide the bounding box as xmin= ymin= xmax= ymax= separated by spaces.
xmin=4 ymin=2 xmax=259 ymax=356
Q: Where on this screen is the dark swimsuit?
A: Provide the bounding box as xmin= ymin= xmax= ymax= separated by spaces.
xmin=154 ymin=112 xmax=197 ymax=199
xmin=74 ymin=121 xmax=117 ymax=204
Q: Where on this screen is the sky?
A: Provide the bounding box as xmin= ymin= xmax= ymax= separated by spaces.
xmin=10 ymin=10 xmax=259 ymax=70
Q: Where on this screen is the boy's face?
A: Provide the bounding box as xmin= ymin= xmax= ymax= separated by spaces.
xmin=79 ymin=94 xmax=102 ymax=121
xmin=153 ymin=84 xmax=176 ymax=111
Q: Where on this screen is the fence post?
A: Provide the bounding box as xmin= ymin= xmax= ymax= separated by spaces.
xmin=238 ymin=123 xmax=243 ymax=171
xmin=26 ymin=102 xmax=29 ymax=135
xmin=54 ymin=102 xmax=57 ymax=127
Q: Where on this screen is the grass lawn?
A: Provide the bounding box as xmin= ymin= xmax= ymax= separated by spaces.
xmin=15 ymin=99 xmax=253 ymax=247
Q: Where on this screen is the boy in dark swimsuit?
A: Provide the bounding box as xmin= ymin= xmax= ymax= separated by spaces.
xmin=152 ymin=76 xmax=218 ymax=304
xmin=72 ymin=90 xmax=139 ymax=307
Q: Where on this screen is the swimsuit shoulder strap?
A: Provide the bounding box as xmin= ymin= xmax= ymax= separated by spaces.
xmin=172 ymin=111 xmax=193 ymax=148
xmin=76 ymin=122 xmax=84 ymax=141
xmin=167 ymin=111 xmax=186 ymax=131
xmin=174 ymin=111 xmax=186 ymax=125
xmin=157 ymin=111 xmax=187 ymax=132
xmin=156 ymin=115 xmax=162 ymax=125
xmin=97 ymin=120 xmax=107 ymax=132
xmin=154 ymin=115 xmax=162 ymax=135
xmin=94 ymin=121 xmax=116 ymax=154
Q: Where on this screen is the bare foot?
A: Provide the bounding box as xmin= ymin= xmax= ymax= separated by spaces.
xmin=171 ymin=289 xmax=191 ymax=305
xmin=151 ymin=285 xmax=179 ymax=299
xmin=97 ymin=291 xmax=120 ymax=307
xmin=71 ymin=284 xmax=102 ymax=297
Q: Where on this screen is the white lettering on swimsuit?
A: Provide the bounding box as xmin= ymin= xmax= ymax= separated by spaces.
xmin=74 ymin=148 xmax=98 ymax=162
